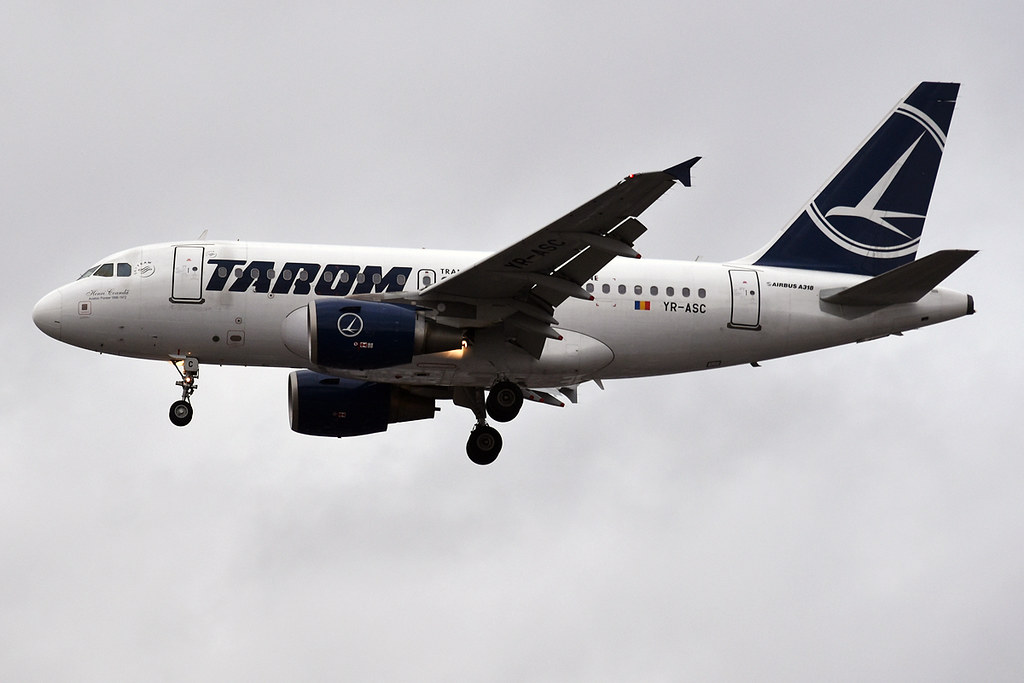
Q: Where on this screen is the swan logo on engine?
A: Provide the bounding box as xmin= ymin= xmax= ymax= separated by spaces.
xmin=337 ymin=312 xmax=364 ymax=338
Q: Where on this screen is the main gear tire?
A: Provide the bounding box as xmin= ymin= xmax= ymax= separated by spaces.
xmin=466 ymin=425 xmax=502 ymax=465
xmin=486 ymin=381 xmax=523 ymax=423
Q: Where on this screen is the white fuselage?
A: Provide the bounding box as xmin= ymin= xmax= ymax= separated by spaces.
xmin=34 ymin=240 xmax=973 ymax=389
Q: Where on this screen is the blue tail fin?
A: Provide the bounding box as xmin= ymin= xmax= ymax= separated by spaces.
xmin=749 ymin=82 xmax=959 ymax=275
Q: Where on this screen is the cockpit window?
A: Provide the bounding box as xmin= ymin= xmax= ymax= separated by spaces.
xmin=78 ymin=262 xmax=131 ymax=279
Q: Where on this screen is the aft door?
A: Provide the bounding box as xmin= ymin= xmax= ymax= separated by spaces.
xmin=171 ymin=246 xmax=205 ymax=303
xmin=728 ymin=269 xmax=761 ymax=330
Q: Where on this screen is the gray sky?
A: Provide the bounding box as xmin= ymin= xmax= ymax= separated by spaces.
xmin=4 ymin=1 xmax=1023 ymax=681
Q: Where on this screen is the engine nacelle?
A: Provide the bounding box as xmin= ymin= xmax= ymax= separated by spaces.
xmin=312 ymin=300 xmax=415 ymax=369
xmin=288 ymin=370 xmax=437 ymax=437
xmin=282 ymin=300 xmax=463 ymax=370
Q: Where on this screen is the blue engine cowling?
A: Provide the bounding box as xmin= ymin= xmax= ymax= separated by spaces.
xmin=288 ymin=370 xmax=437 ymax=437
xmin=281 ymin=300 xmax=464 ymax=370
xmin=312 ymin=300 xmax=417 ymax=369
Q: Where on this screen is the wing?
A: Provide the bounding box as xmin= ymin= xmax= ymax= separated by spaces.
xmin=368 ymin=158 xmax=700 ymax=357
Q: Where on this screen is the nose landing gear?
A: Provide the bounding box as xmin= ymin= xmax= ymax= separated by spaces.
xmin=169 ymin=357 xmax=199 ymax=427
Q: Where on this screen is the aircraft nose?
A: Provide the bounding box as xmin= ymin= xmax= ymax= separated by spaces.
xmin=32 ymin=289 xmax=63 ymax=341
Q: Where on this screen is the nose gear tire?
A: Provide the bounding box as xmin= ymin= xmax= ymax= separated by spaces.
xmin=169 ymin=400 xmax=194 ymax=427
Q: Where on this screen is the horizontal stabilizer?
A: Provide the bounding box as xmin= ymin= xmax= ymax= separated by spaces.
xmin=821 ymin=249 xmax=977 ymax=306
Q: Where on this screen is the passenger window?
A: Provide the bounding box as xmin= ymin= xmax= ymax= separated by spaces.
xmin=95 ymin=263 xmax=114 ymax=277
xmin=602 ymin=284 xmax=610 ymax=294
xmin=650 ymin=286 xmax=658 ymax=296
xmin=666 ymin=286 xmax=674 ymax=297
xmin=618 ymin=284 xmax=626 ymax=295
xmin=682 ymin=287 xmax=691 ymax=298
xmin=585 ymin=283 xmax=594 ymax=293
xmin=634 ymin=285 xmax=642 ymax=295
xmin=117 ymin=263 xmax=132 ymax=277
xmin=698 ymin=288 xmax=707 ymax=298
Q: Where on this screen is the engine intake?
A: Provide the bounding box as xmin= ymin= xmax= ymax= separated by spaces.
xmin=282 ymin=300 xmax=463 ymax=370
xmin=288 ymin=370 xmax=437 ymax=437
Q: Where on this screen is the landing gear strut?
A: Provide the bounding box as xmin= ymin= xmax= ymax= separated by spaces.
xmin=169 ymin=357 xmax=199 ymax=427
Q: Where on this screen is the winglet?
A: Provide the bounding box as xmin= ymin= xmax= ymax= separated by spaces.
xmin=663 ymin=157 xmax=702 ymax=187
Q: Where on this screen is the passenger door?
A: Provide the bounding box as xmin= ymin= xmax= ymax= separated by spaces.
xmin=171 ymin=246 xmax=205 ymax=303
xmin=728 ymin=269 xmax=761 ymax=330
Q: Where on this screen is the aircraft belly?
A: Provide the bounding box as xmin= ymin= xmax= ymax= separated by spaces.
xmin=354 ymin=327 xmax=615 ymax=388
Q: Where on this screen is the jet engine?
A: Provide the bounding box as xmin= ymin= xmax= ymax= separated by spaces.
xmin=288 ymin=370 xmax=437 ymax=437
xmin=282 ymin=300 xmax=463 ymax=370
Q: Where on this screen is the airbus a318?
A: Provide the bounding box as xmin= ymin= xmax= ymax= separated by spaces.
xmin=33 ymin=82 xmax=976 ymax=464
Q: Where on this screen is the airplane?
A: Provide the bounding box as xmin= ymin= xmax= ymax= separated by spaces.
xmin=32 ymin=82 xmax=976 ymax=465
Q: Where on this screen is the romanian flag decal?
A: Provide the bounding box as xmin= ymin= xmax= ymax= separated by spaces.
xmin=634 ymin=300 xmax=651 ymax=311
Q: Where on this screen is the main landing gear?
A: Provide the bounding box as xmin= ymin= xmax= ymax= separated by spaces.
xmin=456 ymin=381 xmax=524 ymax=465
xmin=169 ymin=357 xmax=199 ymax=427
